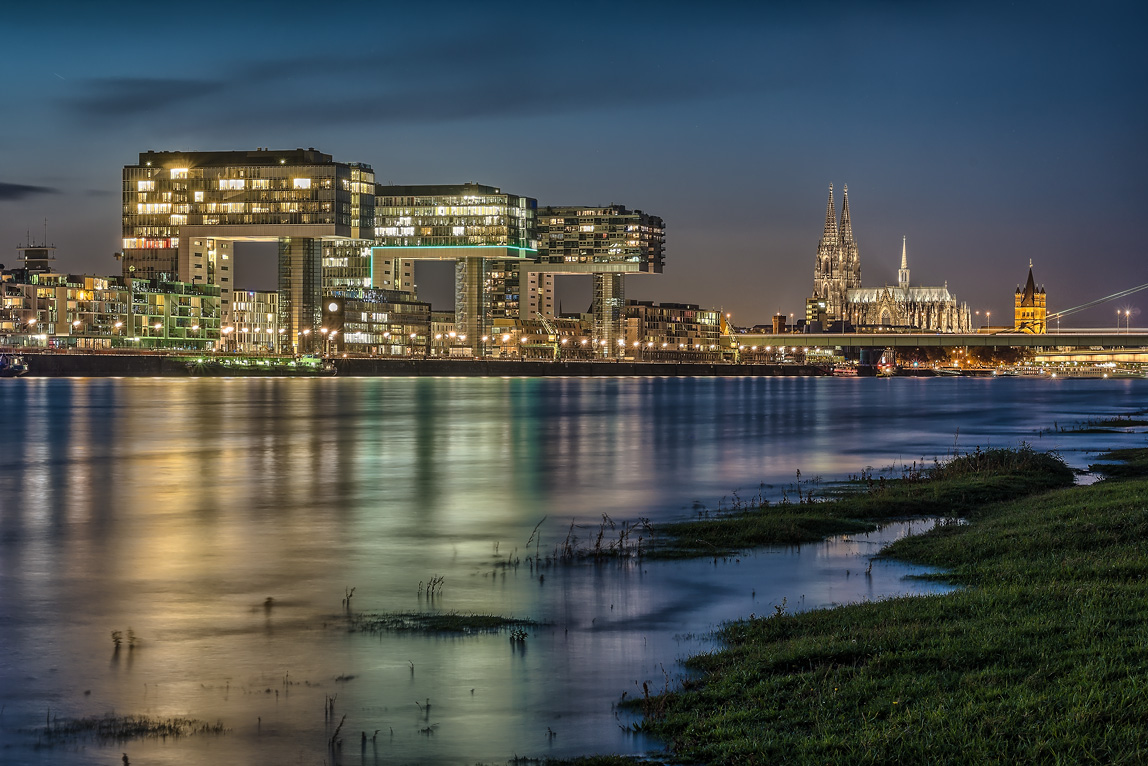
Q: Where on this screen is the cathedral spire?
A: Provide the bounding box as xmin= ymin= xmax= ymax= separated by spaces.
xmin=820 ymin=184 xmax=837 ymax=246
xmin=898 ymin=235 xmax=910 ymax=288
xmin=839 ymin=184 xmax=854 ymax=245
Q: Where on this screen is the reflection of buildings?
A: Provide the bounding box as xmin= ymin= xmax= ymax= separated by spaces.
xmin=811 ymin=185 xmax=971 ymax=333
xmin=1014 ymin=262 xmax=1047 ymax=333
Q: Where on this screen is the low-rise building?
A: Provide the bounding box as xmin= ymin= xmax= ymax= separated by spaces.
xmin=624 ymin=300 xmax=721 ymax=360
xmin=1 ymin=269 xmax=220 ymax=349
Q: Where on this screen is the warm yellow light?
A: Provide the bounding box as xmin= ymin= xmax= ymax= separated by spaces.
xmin=502 ymin=334 xmax=510 ymax=342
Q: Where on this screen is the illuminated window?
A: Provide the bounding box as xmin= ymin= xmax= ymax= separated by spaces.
xmin=138 ymin=180 xmax=154 ymax=192
xmin=194 ymin=191 xmax=204 ymax=202
xmin=170 ymin=168 xmax=188 ymax=179
xmin=293 ymin=178 xmax=312 ymax=190
xmin=219 ymin=179 xmax=244 ymax=190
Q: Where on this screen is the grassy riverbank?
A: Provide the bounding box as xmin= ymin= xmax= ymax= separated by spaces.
xmin=627 ymin=447 xmax=1148 ymax=764
xmin=653 ymin=445 xmax=1074 ymax=557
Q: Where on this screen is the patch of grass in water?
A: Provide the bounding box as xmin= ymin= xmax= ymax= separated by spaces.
xmin=1072 ymin=414 xmax=1148 ymax=431
xmin=631 ymin=448 xmax=1148 ymax=764
xmin=1089 ymin=447 xmax=1148 ymax=480
xmin=32 ymin=714 xmax=227 ymax=744
xmin=652 ymin=445 xmax=1074 ymax=558
xmin=348 ymin=611 xmax=542 ymax=635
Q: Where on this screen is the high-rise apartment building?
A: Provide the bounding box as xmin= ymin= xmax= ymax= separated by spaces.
xmin=372 ymin=183 xmax=537 ymax=346
xmin=535 ymin=205 xmax=665 ymax=352
xmin=121 ymin=148 xmax=374 ymax=352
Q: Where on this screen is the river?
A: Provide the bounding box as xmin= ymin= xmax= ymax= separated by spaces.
xmin=1 ymin=376 xmax=1145 ymax=764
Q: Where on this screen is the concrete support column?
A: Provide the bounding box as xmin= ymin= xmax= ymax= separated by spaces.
xmin=454 ymin=257 xmax=490 ymax=354
xmin=593 ymin=272 xmax=625 ymax=357
xmin=279 ymin=237 xmax=322 ymax=354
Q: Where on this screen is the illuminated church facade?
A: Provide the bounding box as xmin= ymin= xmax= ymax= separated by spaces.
xmin=812 ymin=184 xmax=971 ymax=333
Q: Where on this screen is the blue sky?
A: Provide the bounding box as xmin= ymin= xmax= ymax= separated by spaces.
xmin=1 ymin=0 xmax=1145 ymax=325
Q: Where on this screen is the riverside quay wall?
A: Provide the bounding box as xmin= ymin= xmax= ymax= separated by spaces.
xmin=17 ymin=354 xmax=827 ymax=378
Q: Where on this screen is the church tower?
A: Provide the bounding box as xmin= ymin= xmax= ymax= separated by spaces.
xmin=811 ymin=183 xmax=862 ymax=322
xmin=898 ymin=236 xmax=910 ymax=288
xmin=1014 ymin=260 xmax=1047 ymax=333
xmin=812 ymin=184 xmax=839 ymax=317
xmin=838 ymin=185 xmax=861 ymax=293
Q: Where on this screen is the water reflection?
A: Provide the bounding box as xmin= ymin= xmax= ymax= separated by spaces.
xmin=0 ymin=377 xmax=1144 ymax=764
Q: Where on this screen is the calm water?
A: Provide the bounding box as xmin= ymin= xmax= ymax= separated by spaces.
xmin=0 ymin=376 xmax=1145 ymax=764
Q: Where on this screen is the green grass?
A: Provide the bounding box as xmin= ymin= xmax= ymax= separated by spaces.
xmin=652 ymin=445 xmax=1074 ymax=557
xmin=632 ymin=447 xmax=1148 ymax=764
xmin=347 ymin=611 xmax=541 ymax=634
xmin=1090 ymin=447 xmax=1148 ymax=480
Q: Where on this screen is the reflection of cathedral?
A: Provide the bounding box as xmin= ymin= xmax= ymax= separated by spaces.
xmin=812 ymin=184 xmax=971 ymax=333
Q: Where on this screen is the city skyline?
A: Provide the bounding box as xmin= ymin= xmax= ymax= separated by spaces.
xmin=1 ymin=1 xmax=1145 ymax=326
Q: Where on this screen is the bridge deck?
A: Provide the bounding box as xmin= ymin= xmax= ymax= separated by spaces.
xmin=724 ymin=332 xmax=1148 ymax=349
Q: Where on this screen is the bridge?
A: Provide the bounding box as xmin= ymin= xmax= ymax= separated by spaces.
xmin=722 ymin=331 xmax=1148 ymax=350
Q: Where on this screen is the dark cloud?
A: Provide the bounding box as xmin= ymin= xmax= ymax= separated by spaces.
xmin=66 ymin=77 xmax=225 ymax=117
xmin=0 ymin=182 xmax=58 ymax=201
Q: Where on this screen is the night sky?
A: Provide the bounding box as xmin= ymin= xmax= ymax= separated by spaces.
xmin=1 ymin=1 xmax=1145 ymax=326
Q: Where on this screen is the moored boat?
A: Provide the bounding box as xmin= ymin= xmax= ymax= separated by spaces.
xmin=0 ymin=354 xmax=28 ymax=377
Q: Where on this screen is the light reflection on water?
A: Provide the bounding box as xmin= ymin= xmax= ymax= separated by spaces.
xmin=0 ymin=376 xmax=1145 ymax=764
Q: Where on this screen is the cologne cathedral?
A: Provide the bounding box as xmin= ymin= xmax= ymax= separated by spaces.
xmin=812 ymin=184 xmax=971 ymax=333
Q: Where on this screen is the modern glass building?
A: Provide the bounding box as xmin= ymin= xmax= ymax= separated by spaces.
xmin=121 ymin=148 xmax=374 ymax=352
xmin=372 ymin=183 xmax=537 ymax=347
xmin=535 ymin=205 xmax=666 ymax=353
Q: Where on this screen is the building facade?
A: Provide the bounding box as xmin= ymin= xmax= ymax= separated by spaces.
xmin=321 ymin=289 xmax=430 ymax=356
xmin=624 ymin=300 xmax=721 ymax=360
xmin=2 ymin=269 xmax=220 ymax=349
